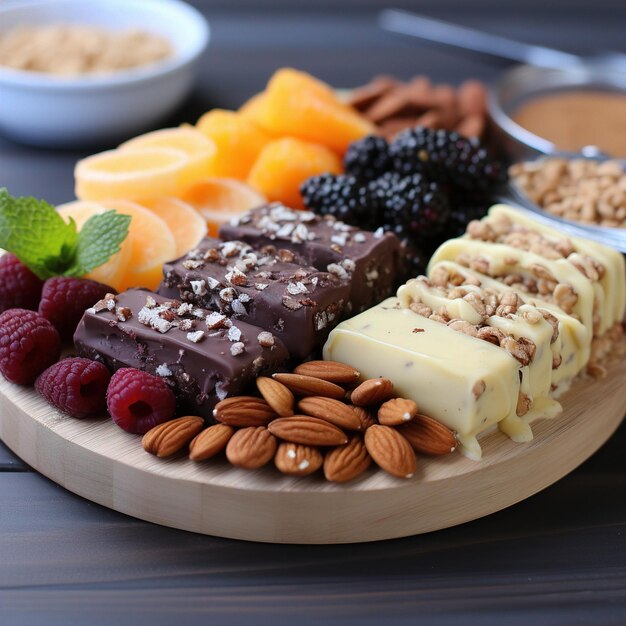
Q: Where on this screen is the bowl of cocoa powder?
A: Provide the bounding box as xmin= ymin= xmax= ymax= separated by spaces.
xmin=489 ymin=64 xmax=626 ymax=162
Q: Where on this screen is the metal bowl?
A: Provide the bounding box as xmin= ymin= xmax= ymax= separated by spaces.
xmin=488 ymin=64 xmax=626 ymax=163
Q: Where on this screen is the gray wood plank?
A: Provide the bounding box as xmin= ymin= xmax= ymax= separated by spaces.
xmin=1 ymin=469 xmax=626 ymax=625
xmin=0 ymin=441 xmax=28 ymax=471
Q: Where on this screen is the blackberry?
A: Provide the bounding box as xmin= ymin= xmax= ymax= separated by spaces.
xmin=300 ymin=174 xmax=376 ymax=228
xmin=370 ymin=172 xmax=451 ymax=246
xmin=343 ymin=135 xmax=391 ymax=180
xmin=389 ymin=127 xmax=506 ymax=192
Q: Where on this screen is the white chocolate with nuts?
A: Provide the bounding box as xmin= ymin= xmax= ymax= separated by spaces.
xmin=428 ymin=261 xmax=590 ymax=397
xmin=324 ymin=298 xmax=521 ymax=460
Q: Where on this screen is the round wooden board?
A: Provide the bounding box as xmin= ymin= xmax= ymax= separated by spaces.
xmin=1 ymin=357 xmax=625 ymax=544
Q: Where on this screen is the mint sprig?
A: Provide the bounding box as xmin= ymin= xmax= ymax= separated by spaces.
xmin=0 ymin=188 xmax=131 ymax=280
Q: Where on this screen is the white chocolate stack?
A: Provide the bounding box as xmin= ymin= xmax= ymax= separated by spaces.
xmin=324 ymin=205 xmax=625 ymax=459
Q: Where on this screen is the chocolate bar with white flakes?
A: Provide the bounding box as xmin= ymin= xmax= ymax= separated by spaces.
xmin=159 ymin=238 xmax=349 ymax=359
xmin=74 ymin=289 xmax=288 ymax=419
xmin=219 ymin=203 xmax=404 ymax=314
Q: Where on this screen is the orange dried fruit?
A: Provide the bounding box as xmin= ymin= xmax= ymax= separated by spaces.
xmin=195 ymin=109 xmax=273 ymax=180
xmin=247 ymin=138 xmax=341 ymax=209
xmin=181 ymin=177 xmax=266 ymax=237
xmin=100 ymin=199 xmax=176 ymax=291
xmin=255 ymin=68 xmax=375 ymax=154
xmin=56 ymin=200 xmax=131 ymax=291
xmin=119 ymin=127 xmax=216 ymax=189
xmin=134 ymin=196 xmax=207 ymax=257
xmin=75 ymin=147 xmax=189 ymax=201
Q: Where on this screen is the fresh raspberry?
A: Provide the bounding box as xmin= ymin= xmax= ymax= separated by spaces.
xmin=0 ymin=308 xmax=62 ymax=385
xmin=106 ymin=368 xmax=176 ymax=434
xmin=36 ymin=357 xmax=111 ymax=418
xmin=39 ymin=277 xmax=116 ymax=341
xmin=0 ymin=254 xmax=44 ymax=313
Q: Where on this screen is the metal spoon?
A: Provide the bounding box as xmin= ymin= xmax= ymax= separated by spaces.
xmin=379 ymin=9 xmax=626 ymax=73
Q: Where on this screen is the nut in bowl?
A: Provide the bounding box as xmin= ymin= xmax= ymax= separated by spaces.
xmin=0 ymin=0 xmax=209 ymax=147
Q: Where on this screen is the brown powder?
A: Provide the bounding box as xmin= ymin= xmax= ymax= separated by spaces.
xmin=513 ymin=91 xmax=626 ymax=158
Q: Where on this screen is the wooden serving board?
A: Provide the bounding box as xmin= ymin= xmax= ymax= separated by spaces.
xmin=1 ymin=358 xmax=625 ymax=544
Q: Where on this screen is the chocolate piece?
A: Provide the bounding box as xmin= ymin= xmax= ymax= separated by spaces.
xmin=219 ymin=204 xmax=403 ymax=314
xmin=159 ymin=238 xmax=349 ymax=360
xmin=74 ymin=289 xmax=288 ymax=419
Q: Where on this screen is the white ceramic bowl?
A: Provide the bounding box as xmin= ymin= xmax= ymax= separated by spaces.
xmin=0 ymin=0 xmax=209 ymax=147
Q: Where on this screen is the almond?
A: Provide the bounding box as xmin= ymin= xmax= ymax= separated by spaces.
xmin=213 ymin=396 xmax=276 ymax=427
xmin=378 ymin=398 xmax=418 ymax=426
xmin=272 ymin=373 xmax=345 ymax=400
xmin=274 ymin=442 xmax=323 ymax=476
xmin=350 ymin=378 xmax=394 ymax=406
xmin=297 ymin=396 xmax=361 ymax=431
xmin=225 ymin=426 xmax=277 ymax=469
xmin=323 ymin=434 xmax=371 ymax=483
xmin=142 ymin=416 xmax=204 ymax=458
xmin=364 ymin=424 xmax=417 ymax=478
xmin=397 ymin=414 xmax=457 ymax=456
xmin=189 ymin=423 xmax=234 ymax=461
xmin=256 ymin=376 xmax=294 ymax=417
xmin=293 ymin=360 xmax=360 ymax=384
xmin=351 ymin=405 xmax=377 ymax=430
xmin=268 ymin=416 xmax=348 ymax=446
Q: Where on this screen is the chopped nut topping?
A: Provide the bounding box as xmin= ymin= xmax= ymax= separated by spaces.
xmin=116 ymin=306 xmax=132 ymax=322
xmin=230 ymin=341 xmax=245 ymax=356
xmin=187 ymin=330 xmax=205 ymax=343
xmin=257 ymin=331 xmax=275 ymax=347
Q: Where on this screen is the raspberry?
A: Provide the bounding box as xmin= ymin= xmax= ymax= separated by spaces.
xmin=106 ymin=368 xmax=176 ymax=434
xmin=39 ymin=277 xmax=116 ymax=341
xmin=36 ymin=357 xmax=111 ymax=418
xmin=0 ymin=309 xmax=62 ymax=385
xmin=0 ymin=254 xmax=44 ymax=313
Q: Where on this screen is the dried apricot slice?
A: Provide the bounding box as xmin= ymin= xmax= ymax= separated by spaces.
xmin=56 ymin=200 xmax=132 ymax=291
xmin=181 ymin=178 xmax=266 ymax=237
xmin=100 ymin=199 xmax=176 ymax=291
xmin=119 ymin=127 xmax=216 ymax=189
xmin=247 ymin=138 xmax=342 ymax=209
xmin=195 ymin=109 xmax=273 ymax=180
xmin=135 ymin=196 xmax=207 ymax=257
xmin=75 ymin=147 xmax=189 ymax=201
xmin=257 ymin=68 xmax=375 ymax=155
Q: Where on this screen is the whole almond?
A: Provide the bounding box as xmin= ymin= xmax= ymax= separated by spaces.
xmin=274 ymin=442 xmax=323 ymax=476
xmin=213 ymin=396 xmax=276 ymax=427
xmin=272 ymin=373 xmax=345 ymax=400
xmin=364 ymin=424 xmax=417 ymax=478
xmin=378 ymin=398 xmax=418 ymax=426
xmin=268 ymin=416 xmax=348 ymax=446
xmin=142 ymin=416 xmax=204 ymax=458
xmin=350 ymin=378 xmax=394 ymax=406
xmin=297 ymin=396 xmax=361 ymax=431
xmin=256 ymin=376 xmax=294 ymax=416
xmin=189 ymin=423 xmax=234 ymax=461
xmin=293 ymin=360 xmax=360 ymax=384
xmin=351 ymin=406 xmax=377 ymax=430
xmin=226 ymin=426 xmax=277 ymax=469
xmin=397 ymin=414 xmax=457 ymax=456
xmin=324 ymin=434 xmax=371 ymax=483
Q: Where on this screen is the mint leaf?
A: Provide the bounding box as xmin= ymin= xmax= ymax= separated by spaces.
xmin=64 ymin=210 xmax=131 ymax=277
xmin=0 ymin=188 xmax=78 ymax=279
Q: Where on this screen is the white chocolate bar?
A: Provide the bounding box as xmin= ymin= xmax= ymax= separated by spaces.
xmin=323 ymin=298 xmax=521 ymax=460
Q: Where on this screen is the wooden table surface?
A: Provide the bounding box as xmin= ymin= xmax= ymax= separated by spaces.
xmin=1 ymin=2 xmax=626 ymax=624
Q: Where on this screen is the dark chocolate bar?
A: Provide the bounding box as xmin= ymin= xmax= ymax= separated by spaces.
xmin=159 ymin=238 xmax=349 ymax=359
xmin=74 ymin=289 xmax=288 ymax=419
xmin=219 ymin=203 xmax=404 ymax=314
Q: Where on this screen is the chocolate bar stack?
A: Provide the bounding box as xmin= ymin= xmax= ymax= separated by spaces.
xmin=74 ymin=205 xmax=402 ymax=416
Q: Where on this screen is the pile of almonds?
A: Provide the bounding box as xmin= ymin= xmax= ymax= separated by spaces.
xmin=141 ymin=360 xmax=458 ymax=482
xmin=348 ymin=75 xmax=488 ymax=141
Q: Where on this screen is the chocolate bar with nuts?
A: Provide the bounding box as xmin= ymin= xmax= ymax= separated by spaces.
xmin=218 ymin=203 xmax=404 ymax=314
xmin=158 ymin=238 xmax=350 ymax=359
xmin=73 ymin=289 xmax=289 ymax=419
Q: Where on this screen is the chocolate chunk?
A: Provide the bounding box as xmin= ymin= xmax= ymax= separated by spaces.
xmin=73 ymin=289 xmax=288 ymax=419
xmin=158 ymin=237 xmax=350 ymax=359
xmin=220 ymin=204 xmax=404 ymax=313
